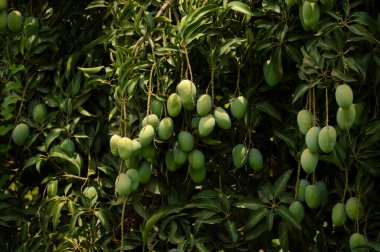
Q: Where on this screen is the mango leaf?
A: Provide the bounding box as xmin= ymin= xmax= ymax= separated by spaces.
xmin=246 ymin=208 xmax=269 ymax=229
xmin=94 ymin=210 xmax=110 ymax=232
xmin=50 ymin=150 xmax=81 ymax=175
xmin=78 ymin=66 xmax=104 ymax=74
xmin=275 ymin=205 xmax=301 ymax=230
xmin=45 ymin=128 xmax=63 ymax=149
xmin=244 ymin=221 xmax=268 ymax=241
xmin=292 ymin=84 xmax=310 ymax=104
xmin=225 ymin=220 xmax=238 ymax=243
xmin=331 ymin=69 xmax=356 ymax=82
xmin=278 ymin=221 xmax=289 ymax=252
xmin=235 ymin=198 xmax=266 ymax=210
xmin=256 ymin=101 xmax=282 ymax=122
xmin=143 ymin=210 xmax=168 ymax=243
xmin=272 ymin=169 xmax=292 ymax=199
xmin=363 ymin=242 xmax=380 ymax=251
xmin=274 ymin=129 xmax=297 ymax=150
xmin=228 ymin=1 xmax=252 ymax=15
xmin=52 ymin=201 xmax=65 ymax=230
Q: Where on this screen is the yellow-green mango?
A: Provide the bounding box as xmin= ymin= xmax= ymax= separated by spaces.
xmin=167 ymin=93 xmax=182 ymax=117
xmin=117 ymin=137 xmax=133 ymax=160
xmin=332 ymin=202 xmax=347 ymax=227
xmin=335 ymin=84 xmax=353 ymax=109
xmin=12 ymin=123 xmax=30 ymax=146
xmin=177 ymin=79 xmax=196 ymax=110
xmin=115 ymin=173 xmax=132 ymax=196
xmin=188 ymin=149 xmax=205 ymax=170
xmin=189 ymin=166 xmax=206 ymax=183
xmin=337 ymin=104 xmax=356 ymax=130
xmin=305 ymin=126 xmax=321 ymax=153
xmin=318 ymin=125 xmax=336 ymax=153
xmin=198 ymin=114 xmax=215 ymax=137
xmin=214 ymin=107 xmax=231 ymax=130
xmin=301 ymin=148 xmax=318 ymax=174
xmin=248 ymin=148 xmax=263 ymax=172
xmin=139 ymin=125 xmax=155 ymax=147
xmin=157 ymin=117 xmax=174 ymax=140
xmin=197 ymin=94 xmax=212 ymax=116
xmin=230 ymin=96 xmax=248 ymax=119
xmin=297 ymin=110 xmax=313 ymax=135
xmin=232 ymin=144 xmax=248 ymax=168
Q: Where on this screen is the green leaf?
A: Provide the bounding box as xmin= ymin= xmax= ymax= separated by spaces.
xmin=85 ymin=0 xmax=108 ymax=10
xmin=228 ymin=1 xmax=252 ymax=15
xmin=45 ymin=128 xmax=63 ymax=149
xmin=278 ymin=221 xmax=289 ymax=252
xmin=274 ymin=129 xmax=297 ymax=151
xmin=143 ymin=210 xmax=168 ymax=243
xmin=78 ymin=66 xmax=104 ymax=74
xmin=225 ymin=220 xmax=238 ymax=243
xmin=275 ymin=205 xmax=301 ymax=230
xmin=52 ymin=201 xmax=65 ymax=230
xmin=292 ymin=84 xmax=310 ymax=104
xmin=272 ymin=169 xmax=292 ymax=199
xmin=23 ymin=155 xmax=44 ymax=170
xmin=246 ymin=208 xmax=269 ymax=229
xmin=94 ymin=210 xmax=110 ymax=232
xmin=234 ymin=198 xmax=266 ymax=210
xmin=364 ymin=242 xmax=380 ymax=251
xmin=256 ymin=102 xmax=282 ymax=122
xmin=364 ymin=119 xmax=380 ymax=135
xmin=331 ymin=68 xmax=356 ymax=82
xmin=50 ymin=150 xmax=81 ymax=175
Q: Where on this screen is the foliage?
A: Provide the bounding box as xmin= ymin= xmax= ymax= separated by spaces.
xmin=1 ymin=0 xmax=380 ymax=251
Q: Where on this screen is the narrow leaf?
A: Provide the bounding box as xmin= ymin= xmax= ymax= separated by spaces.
xmin=256 ymin=102 xmax=282 ymax=122
xmin=246 ymin=208 xmax=269 ymax=229
xmin=225 ymin=220 xmax=238 ymax=243
xmin=143 ymin=210 xmax=167 ymax=242
xmin=275 ymin=205 xmax=301 ymax=230
xmin=272 ymin=170 xmax=293 ymax=199
xmin=235 ymin=198 xmax=266 ymax=210
xmin=228 ymin=1 xmax=252 ymax=15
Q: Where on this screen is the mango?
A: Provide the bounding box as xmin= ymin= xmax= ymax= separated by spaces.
xmin=157 ymin=117 xmax=174 ymax=140
xmin=248 ymin=148 xmax=264 ymax=172
xmin=335 ymin=84 xmax=353 ymax=109
xmin=332 ymin=202 xmax=347 ymax=227
xmin=297 ymin=110 xmax=313 ymax=135
xmin=126 ymin=169 xmax=140 ymax=192
xmin=167 ymin=93 xmax=182 ymax=117
xmin=141 ymin=114 xmax=159 ymax=129
xmin=232 ymin=144 xmax=248 ymax=168
xmin=214 ymin=107 xmax=231 ymax=130
xmin=177 ymin=79 xmax=196 ymax=110
xmin=349 ymin=233 xmax=368 ymax=252
xmin=165 ymin=150 xmax=181 ymax=171
xmin=117 ymin=137 xmax=133 ymax=160
xmin=297 ymin=179 xmax=310 ymax=202
xmin=301 ymin=148 xmax=318 ymax=174
xmin=7 ymin=10 xmax=22 ymax=33
xmin=263 ymin=60 xmax=282 ymax=87
xmin=198 ymin=114 xmax=215 ymax=137
xmin=305 ymin=184 xmax=321 ymax=209
xmin=337 ymin=104 xmax=356 ymax=130
xmin=318 ymin=125 xmax=336 ymax=153
xmin=197 ymin=94 xmax=212 ymax=116
xmin=32 ymin=103 xmax=48 ymax=124
xmin=305 ymin=126 xmax=320 ymax=153
xmin=115 ymin=173 xmax=132 ymax=196
xmin=138 ymin=160 xmax=152 ymax=184
xmin=188 ymin=149 xmax=205 ymax=170
xmin=178 ymin=131 xmax=194 ymax=152
xmin=12 ymin=123 xmax=30 ymax=146
xmin=139 ymin=125 xmax=155 ymax=147
xmin=150 ymin=99 xmax=163 ymax=118
xmin=230 ymin=96 xmax=248 ymax=119
xmin=345 ymin=197 xmax=363 ymax=222
xmin=189 ymin=166 xmax=206 ymax=183
xmin=302 ymin=2 xmax=320 ymax=28
xmin=289 ymin=201 xmax=305 ymax=223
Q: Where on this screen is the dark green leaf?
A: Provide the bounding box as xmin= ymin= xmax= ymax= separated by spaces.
xmin=235 ymin=198 xmax=266 ymax=210
xmin=275 ymin=205 xmax=301 ymax=230
xmin=227 ymin=1 xmax=252 ymax=15
xmin=272 ymin=169 xmax=292 ymax=199
xmin=225 ymin=220 xmax=238 ymax=243
xmin=246 ymin=208 xmax=269 ymax=229
xmin=256 ymin=102 xmax=282 ymax=122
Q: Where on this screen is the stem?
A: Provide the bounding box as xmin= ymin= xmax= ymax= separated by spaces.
xmin=325 ymin=88 xmax=329 ymax=126
xmin=295 ymin=160 xmax=301 ymax=200
xmin=120 ymin=199 xmax=127 ymax=251
xmin=211 ymin=66 xmax=215 ymax=103
xmin=147 ymin=65 xmax=155 ymax=116
xmin=313 ymin=87 xmax=317 ymax=127
xmin=155 ymin=0 xmax=174 ymax=18
xmin=184 ymin=46 xmax=193 ymax=81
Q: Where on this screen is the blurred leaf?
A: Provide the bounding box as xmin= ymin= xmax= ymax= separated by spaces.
xmin=272 ymin=169 xmax=292 ymax=199
xmin=227 ymin=1 xmax=252 ymax=15
xmin=246 ymin=208 xmax=269 ymax=229
xmin=256 ymin=102 xmax=282 ymax=122
xmin=275 ymin=205 xmax=301 ymax=230
xmin=225 ymin=220 xmax=238 ymax=243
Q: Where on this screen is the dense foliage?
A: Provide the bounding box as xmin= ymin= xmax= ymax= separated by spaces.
xmin=1 ymin=0 xmax=380 ymax=251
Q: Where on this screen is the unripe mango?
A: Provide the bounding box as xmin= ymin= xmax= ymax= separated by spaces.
xmin=115 ymin=173 xmax=132 ymax=196
xmin=150 ymin=99 xmax=163 ymax=118
xmin=32 ymin=103 xmax=48 ymax=124
xmin=289 ymin=201 xmax=305 ymax=223
xmin=12 ymin=123 xmax=30 ymax=146
xmin=177 ymin=79 xmax=196 ymax=110
xmin=332 ymin=202 xmax=347 ymax=227
xmin=198 ymin=114 xmax=215 ymax=137
xmin=167 ymin=93 xmax=182 ymax=117
xmin=305 ymin=126 xmax=321 ymax=153
xmin=157 ymin=117 xmax=174 ymax=140
xmin=297 ymin=179 xmax=310 ymax=202
xmin=248 ymin=148 xmax=264 ymax=172
xmin=138 ymin=160 xmax=152 ymax=184
xmin=126 ymin=169 xmax=140 ymax=192
xmin=213 ymin=107 xmax=231 ymax=130
xmin=345 ymin=197 xmax=363 ymax=222
xmin=118 ymin=137 xmax=133 ymax=160
xmin=337 ymin=104 xmax=356 ymax=130
xmin=189 ymin=166 xmax=206 ymax=183
xmin=197 ymin=94 xmax=212 ymax=116
xmin=335 ymin=84 xmax=353 ymax=109
xmin=7 ymin=10 xmax=22 ymax=33
xmin=230 ymin=96 xmax=248 ymax=119
xmin=141 ymin=114 xmax=159 ymax=129
xmin=232 ymin=144 xmax=248 ymax=168
xmin=297 ymin=110 xmax=313 ymax=135
xmin=131 ymin=139 xmax=142 ymax=156
xmin=349 ymin=233 xmax=368 ymax=252
xmin=188 ymin=149 xmax=205 ymax=170
xmin=178 ymin=131 xmax=194 ymax=152
xmin=302 ymin=2 xmax=320 ymax=28
xmin=263 ymin=59 xmax=282 ymax=87
xmin=305 ymin=184 xmax=322 ymax=209
xmin=166 ymin=150 xmax=181 ymax=171
xmin=318 ymin=125 xmax=336 ymax=153
xmin=139 ymin=125 xmax=155 ymax=147
xmin=301 ymin=148 xmax=319 ymax=174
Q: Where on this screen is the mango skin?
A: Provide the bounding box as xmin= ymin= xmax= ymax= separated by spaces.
xmin=248 ymin=148 xmax=264 ymax=172
xmin=297 ymin=110 xmax=313 ymax=135
xmin=337 ymin=104 xmax=356 ymax=130
xmin=263 ymin=60 xmax=282 ymax=87
xmin=197 ymin=94 xmax=212 ymax=117
xmin=305 ymin=184 xmax=322 ymax=209
xmin=7 ymin=10 xmax=22 ymax=33
xmin=335 ymin=84 xmax=353 ymax=109
xmin=198 ymin=114 xmax=215 ymax=137
xmin=12 ymin=123 xmax=30 ymax=146
xmin=305 ymin=126 xmax=321 ymax=153
xmin=331 ymin=202 xmax=347 ymax=227
xmin=345 ymin=197 xmax=363 ymax=222
xmin=349 ymin=233 xmax=368 ymax=252
xmin=115 ymin=173 xmax=132 ymax=197
xmin=157 ymin=117 xmax=174 ymax=140
xmin=302 ymin=2 xmax=320 ymax=29
xmin=230 ymin=96 xmax=248 ymax=120
xmin=178 ymin=131 xmax=194 ymax=153
xmin=232 ymin=144 xmax=248 ymax=168
xmin=318 ymin=125 xmax=337 ymax=153
xmin=289 ymin=201 xmax=305 ymax=223
xmin=167 ymin=93 xmax=182 ymax=117
xmin=297 ymin=179 xmax=310 ymax=202
xmin=213 ymin=107 xmax=231 ymax=130
xmin=177 ymin=79 xmax=196 ymax=110
xmin=189 ymin=166 xmax=206 ymax=184
xmin=301 ymin=148 xmax=319 ymax=174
